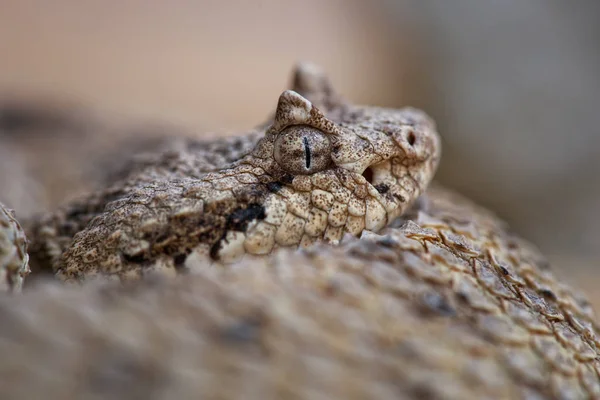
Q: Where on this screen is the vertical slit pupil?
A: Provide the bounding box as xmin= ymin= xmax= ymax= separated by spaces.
xmin=303 ymin=137 xmax=311 ymax=169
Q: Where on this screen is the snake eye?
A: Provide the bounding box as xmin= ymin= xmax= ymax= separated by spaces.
xmin=273 ymin=125 xmax=332 ymax=175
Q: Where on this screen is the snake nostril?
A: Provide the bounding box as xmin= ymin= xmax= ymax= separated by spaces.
xmin=407 ymin=131 xmax=416 ymax=146
xmin=362 ymin=167 xmax=374 ymax=184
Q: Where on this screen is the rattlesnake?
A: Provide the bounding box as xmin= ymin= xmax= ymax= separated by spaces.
xmin=0 ymin=64 xmax=598 ymax=399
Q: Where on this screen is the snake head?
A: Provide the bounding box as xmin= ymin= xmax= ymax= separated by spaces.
xmin=53 ymin=63 xmax=441 ymax=280
xmin=238 ymin=64 xmax=441 ymax=245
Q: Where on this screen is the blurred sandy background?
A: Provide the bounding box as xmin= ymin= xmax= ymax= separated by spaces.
xmin=0 ymin=1 xmax=598 ymax=301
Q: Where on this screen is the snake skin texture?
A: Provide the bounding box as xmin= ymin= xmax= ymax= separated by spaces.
xmin=0 ymin=202 xmax=29 ymax=292
xmin=2 ymin=186 xmax=599 ymax=399
xmin=0 ymin=64 xmax=597 ymax=399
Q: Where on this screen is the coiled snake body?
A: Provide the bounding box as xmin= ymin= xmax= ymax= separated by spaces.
xmin=0 ymin=64 xmax=598 ymax=399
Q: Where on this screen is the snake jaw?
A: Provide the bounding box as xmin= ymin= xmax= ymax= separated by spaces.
xmin=323 ymin=107 xmax=441 ymax=228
